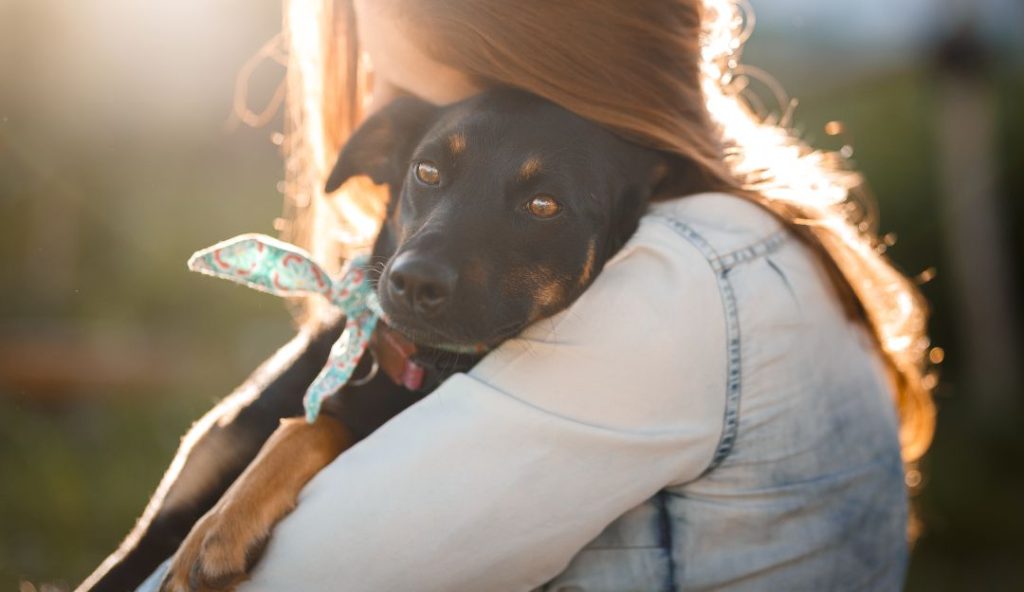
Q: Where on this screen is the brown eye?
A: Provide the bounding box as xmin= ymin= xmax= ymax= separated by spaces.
xmin=414 ymin=161 xmax=440 ymax=185
xmin=527 ymin=195 xmax=561 ymax=219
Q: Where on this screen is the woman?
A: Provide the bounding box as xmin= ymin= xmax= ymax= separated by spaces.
xmin=137 ymin=0 xmax=936 ymax=590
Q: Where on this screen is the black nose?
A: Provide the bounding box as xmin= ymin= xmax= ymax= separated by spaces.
xmin=387 ymin=252 xmax=456 ymax=317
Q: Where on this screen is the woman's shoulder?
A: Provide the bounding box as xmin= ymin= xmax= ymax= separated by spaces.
xmin=557 ymin=192 xmax=788 ymax=350
xmin=594 ymin=191 xmax=791 ymax=298
xmin=636 ymin=191 xmax=789 ymax=265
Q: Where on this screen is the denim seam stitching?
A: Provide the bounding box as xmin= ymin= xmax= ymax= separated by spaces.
xmin=647 ymin=215 xmax=743 ymax=474
xmin=712 ymin=229 xmax=790 ymax=272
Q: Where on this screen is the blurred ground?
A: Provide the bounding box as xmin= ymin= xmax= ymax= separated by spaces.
xmin=1 ymin=1 xmax=1022 ymax=590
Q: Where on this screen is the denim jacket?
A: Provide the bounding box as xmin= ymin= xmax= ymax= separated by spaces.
xmin=537 ymin=194 xmax=908 ymax=592
xmin=141 ymin=192 xmax=907 ymax=592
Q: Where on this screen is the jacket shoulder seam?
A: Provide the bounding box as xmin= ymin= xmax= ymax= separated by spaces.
xmin=646 ymin=214 xmax=744 ymax=474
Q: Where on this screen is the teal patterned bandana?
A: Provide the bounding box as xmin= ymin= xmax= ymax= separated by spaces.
xmin=187 ymin=234 xmax=382 ymax=422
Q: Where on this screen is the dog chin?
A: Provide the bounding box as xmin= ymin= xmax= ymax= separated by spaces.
xmin=380 ymin=313 xmax=474 ymax=351
xmin=380 ymin=311 xmax=524 ymax=353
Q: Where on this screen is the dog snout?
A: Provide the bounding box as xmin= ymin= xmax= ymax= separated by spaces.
xmin=387 ymin=252 xmax=456 ymax=318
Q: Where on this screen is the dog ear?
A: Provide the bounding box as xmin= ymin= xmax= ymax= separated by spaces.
xmin=325 ymin=96 xmax=439 ymax=193
xmin=649 ymin=152 xmax=704 ymax=199
xmin=605 ymin=151 xmax=702 ymax=260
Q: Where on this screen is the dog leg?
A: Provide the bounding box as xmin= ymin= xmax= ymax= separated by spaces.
xmin=160 ymin=415 xmax=352 ymax=592
xmin=77 ymin=320 xmax=344 ymax=592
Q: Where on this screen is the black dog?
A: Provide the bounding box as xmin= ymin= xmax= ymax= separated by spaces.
xmin=78 ymin=87 xmax=696 ymax=592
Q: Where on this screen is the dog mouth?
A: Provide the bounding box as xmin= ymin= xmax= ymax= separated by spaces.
xmin=380 ymin=310 xmax=528 ymax=354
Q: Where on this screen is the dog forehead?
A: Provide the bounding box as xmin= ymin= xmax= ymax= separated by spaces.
xmin=420 ymin=119 xmax=598 ymax=186
xmin=430 ymin=92 xmax=605 ymax=150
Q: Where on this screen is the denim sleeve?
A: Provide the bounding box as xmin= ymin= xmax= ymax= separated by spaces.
xmin=237 ymin=217 xmax=728 ymax=592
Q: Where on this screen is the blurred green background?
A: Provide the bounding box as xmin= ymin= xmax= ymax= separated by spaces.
xmin=1 ymin=0 xmax=1022 ymax=590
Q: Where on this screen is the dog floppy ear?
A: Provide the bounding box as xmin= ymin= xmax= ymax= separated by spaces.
xmin=650 ymin=152 xmax=704 ymax=200
xmin=604 ymin=150 xmax=703 ymax=261
xmin=325 ymin=96 xmax=439 ymax=193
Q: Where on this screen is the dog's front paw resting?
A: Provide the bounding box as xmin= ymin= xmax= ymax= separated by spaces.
xmin=160 ymin=503 xmax=270 ymax=592
xmin=160 ymin=417 xmax=351 ymax=591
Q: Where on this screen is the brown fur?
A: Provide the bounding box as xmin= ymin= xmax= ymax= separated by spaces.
xmin=578 ymin=239 xmax=596 ymax=288
xmin=500 ymin=265 xmax=573 ymax=322
xmin=518 ymin=156 xmax=542 ymax=181
xmin=535 ymin=280 xmax=564 ymax=310
xmin=447 ymin=132 xmax=466 ymax=155
xmin=160 ymin=416 xmax=352 ymax=591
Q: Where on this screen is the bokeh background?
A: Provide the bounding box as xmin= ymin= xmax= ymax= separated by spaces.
xmin=1 ymin=0 xmax=1022 ymax=590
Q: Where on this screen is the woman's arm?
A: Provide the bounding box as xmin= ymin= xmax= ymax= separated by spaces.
xmin=239 ymin=217 xmax=728 ymax=592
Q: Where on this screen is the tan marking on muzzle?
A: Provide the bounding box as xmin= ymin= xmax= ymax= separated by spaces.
xmin=501 ymin=265 xmax=569 ymax=322
xmin=535 ymin=280 xmax=565 ymax=308
xmin=527 ymin=277 xmax=566 ymax=323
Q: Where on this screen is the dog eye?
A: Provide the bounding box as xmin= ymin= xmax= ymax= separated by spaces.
xmin=414 ymin=161 xmax=441 ymax=186
xmin=526 ymin=195 xmax=561 ymax=219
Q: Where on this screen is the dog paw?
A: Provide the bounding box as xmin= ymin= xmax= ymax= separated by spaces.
xmin=159 ymin=417 xmax=349 ymax=591
xmin=160 ymin=508 xmax=269 ymax=592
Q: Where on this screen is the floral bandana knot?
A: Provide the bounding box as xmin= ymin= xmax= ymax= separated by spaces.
xmin=188 ymin=234 xmax=382 ymax=423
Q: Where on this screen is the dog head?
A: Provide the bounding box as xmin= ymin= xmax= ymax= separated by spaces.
xmin=326 ymin=88 xmax=692 ymax=351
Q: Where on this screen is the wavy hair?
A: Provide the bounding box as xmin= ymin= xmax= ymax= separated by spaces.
xmin=263 ymin=0 xmax=935 ymax=465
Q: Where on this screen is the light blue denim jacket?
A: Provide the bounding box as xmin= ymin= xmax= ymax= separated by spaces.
xmin=139 ymin=193 xmax=907 ymax=592
xmin=538 ymin=194 xmax=908 ymax=591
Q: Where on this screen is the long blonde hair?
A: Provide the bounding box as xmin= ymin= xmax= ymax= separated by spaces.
xmin=266 ymin=0 xmax=935 ymax=463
